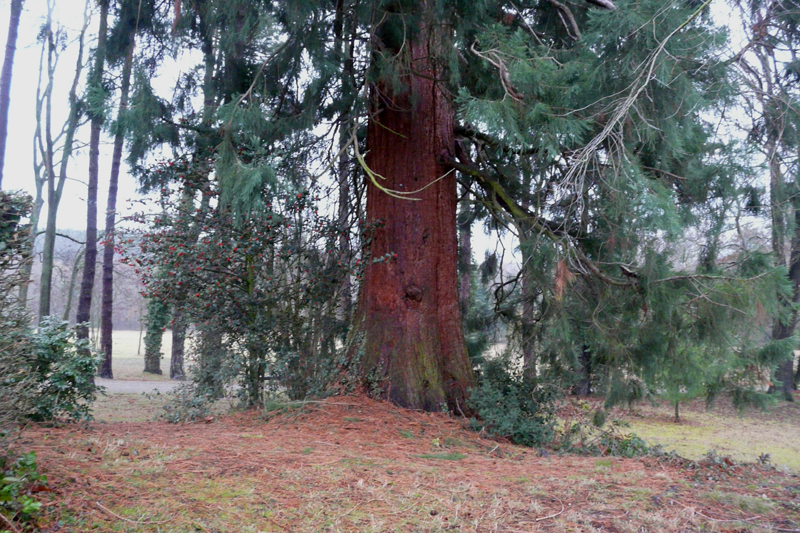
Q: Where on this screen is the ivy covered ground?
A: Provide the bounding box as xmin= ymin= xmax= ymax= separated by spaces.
xmin=20 ymin=394 xmax=800 ymax=532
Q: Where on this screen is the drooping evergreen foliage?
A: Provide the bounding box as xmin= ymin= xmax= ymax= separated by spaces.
xmin=110 ymin=0 xmax=794 ymax=426
xmin=446 ymin=0 xmax=788 ymax=410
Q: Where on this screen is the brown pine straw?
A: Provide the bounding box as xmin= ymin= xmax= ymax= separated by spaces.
xmin=14 ymin=393 xmax=800 ymax=532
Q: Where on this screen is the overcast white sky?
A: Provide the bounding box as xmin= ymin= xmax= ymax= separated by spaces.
xmin=1 ymin=0 xmax=151 ymax=231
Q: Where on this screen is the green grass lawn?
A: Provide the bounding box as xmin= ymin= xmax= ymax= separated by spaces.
xmin=618 ymin=397 xmax=800 ymax=471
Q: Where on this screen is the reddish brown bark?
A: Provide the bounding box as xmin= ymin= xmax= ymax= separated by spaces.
xmin=352 ymin=7 xmax=474 ymax=412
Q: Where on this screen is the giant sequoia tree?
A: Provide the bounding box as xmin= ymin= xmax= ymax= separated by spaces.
xmin=351 ymin=2 xmax=476 ymax=411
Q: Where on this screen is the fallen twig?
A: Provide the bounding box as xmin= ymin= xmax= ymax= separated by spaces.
xmin=0 ymin=513 xmax=21 ymax=533
xmin=536 ymin=497 xmax=565 ymax=522
xmin=265 ymin=516 xmax=290 ymax=530
xmin=95 ymin=501 xmax=172 ymax=525
xmin=675 ymin=501 xmax=761 ymax=524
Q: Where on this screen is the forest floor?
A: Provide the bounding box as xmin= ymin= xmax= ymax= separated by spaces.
xmin=19 ymin=393 xmax=800 ymax=533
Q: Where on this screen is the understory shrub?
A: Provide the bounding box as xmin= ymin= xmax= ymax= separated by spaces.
xmin=29 ymin=317 xmax=102 ymax=422
xmin=0 ymin=451 xmax=45 ymax=529
xmin=0 ymin=191 xmax=36 ymax=433
xmin=468 ymin=353 xmax=559 ymax=447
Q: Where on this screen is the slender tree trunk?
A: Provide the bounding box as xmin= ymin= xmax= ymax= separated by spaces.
xmin=334 ymin=0 xmax=355 ymax=324
xmin=137 ymin=298 xmax=144 ymax=355
xmin=99 ymin=34 xmax=135 ymax=379
xmin=336 ymin=129 xmax=353 ymax=323
xmin=0 ymin=0 xmax=24 ymax=189
xmin=795 ymin=353 xmax=800 ymax=390
xmin=62 ymin=246 xmax=84 ymax=322
xmin=520 ymin=258 xmax=537 ymax=377
xmin=143 ymin=298 xmax=169 ymax=374
xmin=76 ymin=0 xmax=108 ymax=345
xmin=39 ymin=198 xmax=58 ymax=319
xmin=575 ymin=345 xmax=592 ymax=396
xmin=457 ymin=201 xmax=472 ymax=315
xmin=351 ymin=3 xmax=475 ymax=412
xmin=170 ymin=308 xmax=186 ymax=380
xmin=19 ymin=34 xmax=47 ymax=307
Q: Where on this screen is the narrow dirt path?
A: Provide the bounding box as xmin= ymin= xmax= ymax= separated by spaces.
xmin=96 ymin=378 xmax=179 ymax=394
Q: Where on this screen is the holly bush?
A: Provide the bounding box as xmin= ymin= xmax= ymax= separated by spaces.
xmin=123 ymin=157 xmax=352 ymax=409
xmin=0 ymin=451 xmax=46 ymax=529
xmin=29 ymin=317 xmax=103 ymax=422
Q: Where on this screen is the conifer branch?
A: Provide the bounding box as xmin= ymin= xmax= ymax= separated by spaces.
xmin=585 ymin=0 xmax=616 ymax=10
xmin=223 ymin=39 xmax=292 ymax=133
xmin=560 ymin=0 xmax=713 ymax=195
xmin=549 ymin=0 xmax=582 ymax=40
xmin=653 ymin=271 xmax=773 ymax=285
xmin=441 ymin=152 xmax=635 ymax=288
xmin=470 ymin=42 xmax=523 ymax=101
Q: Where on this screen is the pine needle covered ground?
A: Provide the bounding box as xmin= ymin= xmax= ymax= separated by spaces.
xmin=21 ymin=394 xmax=800 ymax=532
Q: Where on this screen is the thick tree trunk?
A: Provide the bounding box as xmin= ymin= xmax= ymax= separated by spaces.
xmin=99 ymin=35 xmax=135 ymax=379
xmin=76 ymin=0 xmax=108 ymax=345
xmin=351 ymin=5 xmax=475 ymax=412
xmin=0 ymin=0 xmax=24 ymax=189
xmin=197 ymin=328 xmax=224 ymax=396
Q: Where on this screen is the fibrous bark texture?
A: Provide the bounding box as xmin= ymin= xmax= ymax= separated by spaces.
xmin=352 ymin=7 xmax=474 ymax=412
